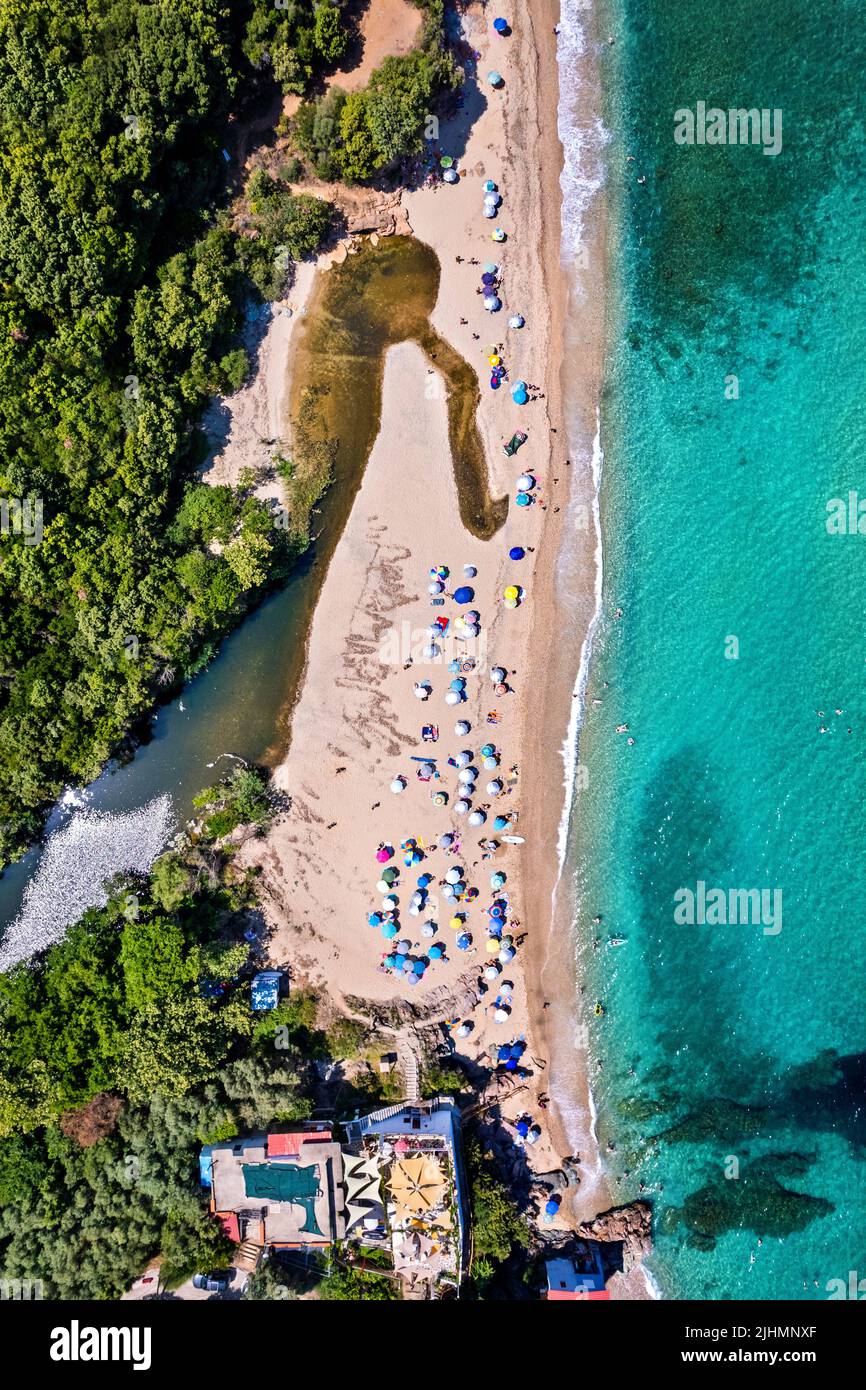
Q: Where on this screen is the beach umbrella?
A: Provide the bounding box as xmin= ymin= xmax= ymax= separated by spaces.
xmin=484 ymin=262 xmax=499 ymax=274
xmin=429 ymin=944 xmax=444 ymax=959
xmin=483 ymin=276 xmax=498 ymax=289
xmin=382 ymin=922 xmax=398 ymax=940
xmin=512 ymin=385 xmax=528 ymax=405
xmin=510 ymin=1042 xmax=525 ymax=1057
xmin=445 ymin=867 xmax=462 ymax=884
xmin=494 ymin=1008 xmax=510 ymax=1023
xmin=499 ymin=946 xmax=515 ymax=963
xmin=421 ymin=921 xmax=436 ymax=939
xmin=483 ymin=180 xmax=498 ymax=193
xmin=445 ymin=690 xmax=461 ymax=706
xmin=368 ymin=912 xmax=382 ymax=927
xmin=432 ymin=791 xmax=448 ymax=807
xmin=516 ymin=473 xmax=535 ymax=491
xmin=390 ymin=776 xmax=406 ymax=793
xmin=516 ymin=1119 xmax=530 ymax=1138
xmin=483 ymin=756 xmax=499 ymax=771
xmin=481 ymin=742 xmax=495 ymax=757
xmin=504 ymin=585 xmax=520 ymax=601
xmin=408 ymin=848 xmax=424 ymax=865
xmin=376 ymin=878 xmax=390 ymax=893
xmin=484 ymin=192 xmax=501 ymax=209
xmin=456 ymin=1022 xmax=472 ymax=1038
xmin=497 ymin=1045 xmax=512 ymax=1062
xmin=509 ymin=313 xmax=525 ymax=329
xmin=455 ymin=750 xmax=472 ymax=769
xmin=484 ymin=295 xmax=502 ymax=311
xmin=490 ymin=375 xmax=501 ymax=390
xmin=443 ymin=167 xmax=459 ymax=184
xmin=483 ymin=205 xmax=497 ymax=219
xmin=414 ymin=683 xmax=431 ymax=701
xmin=411 ymin=891 xmax=425 ymax=908
xmin=493 ymin=814 xmax=509 ymax=831
xmin=468 ymin=810 xmax=487 ymax=827
xmin=382 ymin=866 xmax=398 ymax=884
xmin=441 ymin=882 xmax=455 ymax=899
xmin=492 ymin=228 xmax=507 ymax=242
xmin=545 ymin=1199 xmax=560 ymax=1217
xmin=486 ymin=937 xmax=500 ymax=955
xmin=432 ymin=564 xmax=449 ymax=578
xmin=485 ymin=965 xmax=500 ymax=982
xmin=509 ymin=546 xmax=526 ymax=560
xmin=440 ymin=832 xmax=455 ymax=849
xmin=384 ymin=954 xmax=397 ymax=970
xmin=455 ymin=719 xmax=471 ymax=736
xmin=487 ymin=779 xmax=504 ymax=796
xmin=455 ymin=798 xmax=471 ymax=814
xmin=493 ymin=17 xmax=509 ymax=34
xmin=456 ymin=933 xmax=471 ymax=951
xmin=418 ymin=873 xmax=433 ymax=888
xmin=422 ymin=644 xmax=439 ymax=662
xmin=488 ymin=70 xmax=504 ymax=87
xmin=449 ymin=678 xmax=466 ymax=694
xmin=383 ymin=894 xmax=399 ymax=910
xmin=449 ymin=915 xmax=464 ymax=931
xmin=419 ymin=762 xmax=436 ymax=778
xmin=440 ymin=155 xmax=453 ymax=168
xmin=491 ymin=871 xmax=507 ymax=889
xmin=458 ymin=767 xmax=477 ymax=785
xmin=428 ymin=580 xmax=444 ymax=594
xmin=490 ymin=666 xmax=507 ymax=684
xmin=463 ymin=563 xmax=478 ymax=577
xmin=407 ymin=973 xmax=420 ymax=986
xmin=376 ymin=846 xmax=392 ymax=863
xmin=515 ymin=491 xmax=531 ymax=508
xmin=413 ymin=959 xmax=426 ymax=975
xmin=454 ymin=585 xmax=474 ymax=603
xmin=396 ymin=938 xmax=411 ymax=954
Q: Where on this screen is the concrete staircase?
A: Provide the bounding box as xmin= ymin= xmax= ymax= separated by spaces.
xmin=235 ymin=1239 xmax=263 ymax=1274
xmin=396 ymin=1032 xmax=420 ymax=1102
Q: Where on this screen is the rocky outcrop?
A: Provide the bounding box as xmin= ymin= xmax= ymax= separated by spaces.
xmin=576 ymin=1201 xmax=653 ymax=1269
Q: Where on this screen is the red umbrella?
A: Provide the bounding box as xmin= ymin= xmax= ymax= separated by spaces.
xmin=376 ymin=845 xmax=393 ymax=863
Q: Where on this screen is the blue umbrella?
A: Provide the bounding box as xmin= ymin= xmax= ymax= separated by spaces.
xmin=488 ymin=70 xmax=504 ymax=87
xmin=509 ymin=546 xmax=525 ymax=560
xmin=368 ymin=912 xmax=382 ymax=927
xmin=510 ymin=1042 xmax=525 ymax=1057
xmin=429 ymin=944 xmax=444 ymax=959
xmin=453 ymin=585 xmax=474 ymax=603
xmin=417 ymin=873 xmax=433 ymax=888
xmin=481 ymin=271 xmax=498 ymax=285
xmin=545 ymin=1199 xmax=560 ymax=1216
xmin=515 ymin=491 xmax=531 ymax=507
xmin=497 ymin=1045 xmax=512 ymax=1061
xmin=493 ymin=18 xmax=509 ymax=34
xmin=494 ymin=815 xmax=509 ymax=831
xmin=456 ymin=933 xmax=471 ymax=951
xmin=394 ymin=953 xmax=406 ymax=968
xmin=384 ymin=954 xmax=396 ymax=968
xmin=413 ymin=959 xmax=426 ymax=975
xmin=516 ymin=1119 xmax=530 ymax=1137
xmin=505 ymin=1057 xmax=518 ymax=1071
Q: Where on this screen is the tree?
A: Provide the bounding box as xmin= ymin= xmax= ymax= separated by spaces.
xmin=313 ymin=4 xmax=348 ymax=63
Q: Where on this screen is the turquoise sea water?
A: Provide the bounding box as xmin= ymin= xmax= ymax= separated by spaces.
xmin=577 ymin=0 xmax=866 ymax=1297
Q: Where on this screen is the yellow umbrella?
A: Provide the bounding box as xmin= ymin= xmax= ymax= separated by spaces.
xmin=449 ymin=915 xmax=463 ymax=930
xmin=486 ymin=937 xmax=500 ymax=954
xmin=504 ymin=585 xmax=519 ymax=601
xmin=488 ymin=354 xmax=500 ymax=366
xmin=504 ymin=598 xmax=518 ymax=609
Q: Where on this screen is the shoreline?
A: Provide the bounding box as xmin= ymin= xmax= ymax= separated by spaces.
xmin=246 ymin=0 xmax=629 ymax=1263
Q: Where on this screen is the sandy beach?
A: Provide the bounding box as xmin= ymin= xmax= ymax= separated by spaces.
xmin=237 ymin=1 xmax=618 ymax=1252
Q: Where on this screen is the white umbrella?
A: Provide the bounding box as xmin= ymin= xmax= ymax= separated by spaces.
xmin=468 ymin=810 xmax=486 ymax=826
xmin=455 ymin=799 xmax=471 ymax=815
xmin=455 ymin=720 xmax=471 ymax=736
xmin=445 ymin=691 xmax=462 ymax=706
xmin=487 ymin=779 xmax=503 ymax=795
xmin=391 ymin=777 xmax=406 ymax=793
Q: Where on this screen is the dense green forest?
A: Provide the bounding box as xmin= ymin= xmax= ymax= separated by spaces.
xmin=0 ymin=0 xmax=458 ymax=868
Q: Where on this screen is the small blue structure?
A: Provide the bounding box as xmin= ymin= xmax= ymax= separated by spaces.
xmin=199 ymin=1147 xmax=214 ymax=1187
xmin=251 ymin=970 xmax=283 ymax=1011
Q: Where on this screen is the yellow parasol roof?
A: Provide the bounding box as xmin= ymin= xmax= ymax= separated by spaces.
xmin=388 ymin=1155 xmax=447 ymax=1214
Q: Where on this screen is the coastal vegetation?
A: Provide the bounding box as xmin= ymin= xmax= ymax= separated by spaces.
xmin=0 ymin=0 xmax=373 ymax=869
